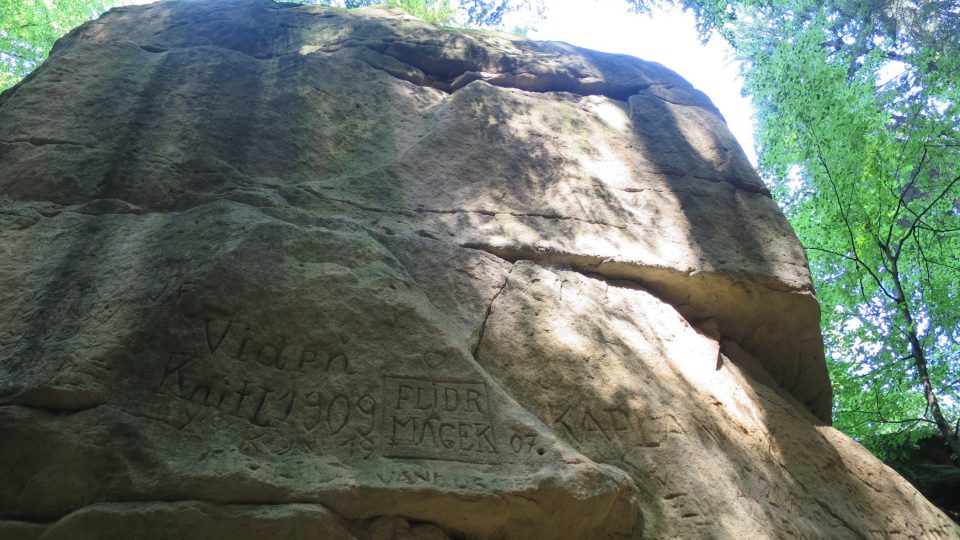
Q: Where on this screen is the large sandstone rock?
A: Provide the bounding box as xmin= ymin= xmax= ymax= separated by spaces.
xmin=0 ymin=1 xmax=956 ymax=538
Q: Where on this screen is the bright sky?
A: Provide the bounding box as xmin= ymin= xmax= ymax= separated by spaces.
xmin=514 ymin=0 xmax=758 ymax=165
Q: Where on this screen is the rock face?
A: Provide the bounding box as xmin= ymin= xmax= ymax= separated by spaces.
xmin=0 ymin=1 xmax=956 ymax=538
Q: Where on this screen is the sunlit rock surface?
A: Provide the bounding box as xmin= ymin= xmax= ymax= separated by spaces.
xmin=0 ymin=1 xmax=956 ymax=538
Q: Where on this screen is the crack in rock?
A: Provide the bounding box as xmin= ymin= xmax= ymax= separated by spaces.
xmin=472 ymin=261 xmax=516 ymax=358
xmin=456 ymin=241 xmax=831 ymax=422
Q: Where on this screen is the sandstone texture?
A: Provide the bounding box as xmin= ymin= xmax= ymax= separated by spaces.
xmin=0 ymin=1 xmax=957 ymax=538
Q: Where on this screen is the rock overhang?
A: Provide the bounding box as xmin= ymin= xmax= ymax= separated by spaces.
xmin=65 ymin=2 xmax=831 ymax=421
xmin=3 ymin=0 xmax=831 ymax=418
xmin=3 ymin=1 xmax=953 ymax=538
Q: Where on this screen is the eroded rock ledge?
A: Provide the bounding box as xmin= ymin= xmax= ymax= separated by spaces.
xmin=1 ymin=1 xmax=956 ymax=538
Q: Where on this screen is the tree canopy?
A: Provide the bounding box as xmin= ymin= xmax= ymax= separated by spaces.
xmin=1 ymin=0 xmax=958 ymax=459
xmin=310 ymin=0 xmax=542 ymax=29
xmin=1 ymin=0 xmax=115 ymax=89
xmin=692 ymin=0 xmax=960 ymax=456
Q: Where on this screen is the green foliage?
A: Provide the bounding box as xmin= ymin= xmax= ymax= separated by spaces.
xmin=332 ymin=0 xmax=457 ymax=24
xmin=623 ymin=0 xmax=960 ymax=457
xmin=715 ymin=0 xmax=960 ymax=456
xmin=387 ymin=0 xmax=456 ymax=23
xmin=308 ymin=0 xmax=542 ymax=29
xmin=0 ymin=0 xmax=123 ymax=90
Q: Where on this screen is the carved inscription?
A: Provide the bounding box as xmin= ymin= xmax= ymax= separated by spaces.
xmin=382 ymin=376 xmax=498 ymax=462
xmin=158 ymin=351 xmax=377 ymax=456
xmin=375 ymin=469 xmax=488 ymax=490
xmin=549 ymin=402 xmax=631 ymax=442
xmin=155 ymin=317 xmax=374 ymax=458
xmin=544 ymin=400 xmax=677 ymax=467
xmin=369 ymin=466 xmax=530 ymax=492
xmin=509 ymin=432 xmax=541 ymax=455
xmin=204 ymin=318 xmax=353 ymax=374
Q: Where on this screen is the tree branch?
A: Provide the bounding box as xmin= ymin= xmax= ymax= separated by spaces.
xmin=887 ymin=145 xmax=928 ymax=249
xmin=813 ymin=141 xmax=898 ymax=301
xmin=896 ymin=173 xmax=960 ymax=251
xmin=917 ymin=223 xmax=960 ymax=234
xmin=841 ymin=410 xmax=937 ymax=427
xmin=912 ymin=226 xmax=934 ymax=284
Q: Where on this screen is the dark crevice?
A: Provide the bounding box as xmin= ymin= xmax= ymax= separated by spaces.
xmin=356 ymin=42 xmax=656 ymax=101
xmin=411 ymin=205 xmax=628 ymax=229
xmin=0 ymin=499 xmax=341 ymax=526
xmin=471 ymin=262 xmax=515 ymax=358
xmin=0 ymin=401 xmax=104 ymax=416
xmin=458 ymin=243 xmax=809 ymax=294
xmin=458 ymin=242 xmax=691 ymax=316
xmin=0 ymin=137 xmax=95 ymax=149
xmin=296 ymin=186 xmax=416 ymax=217
xmin=297 ymin=187 xmax=632 ymax=229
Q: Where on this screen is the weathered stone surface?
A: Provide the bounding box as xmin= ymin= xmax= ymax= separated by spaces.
xmin=0 ymin=1 xmax=956 ymax=538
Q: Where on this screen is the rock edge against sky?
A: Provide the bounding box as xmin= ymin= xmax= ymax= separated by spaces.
xmin=0 ymin=1 xmax=957 ymax=538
